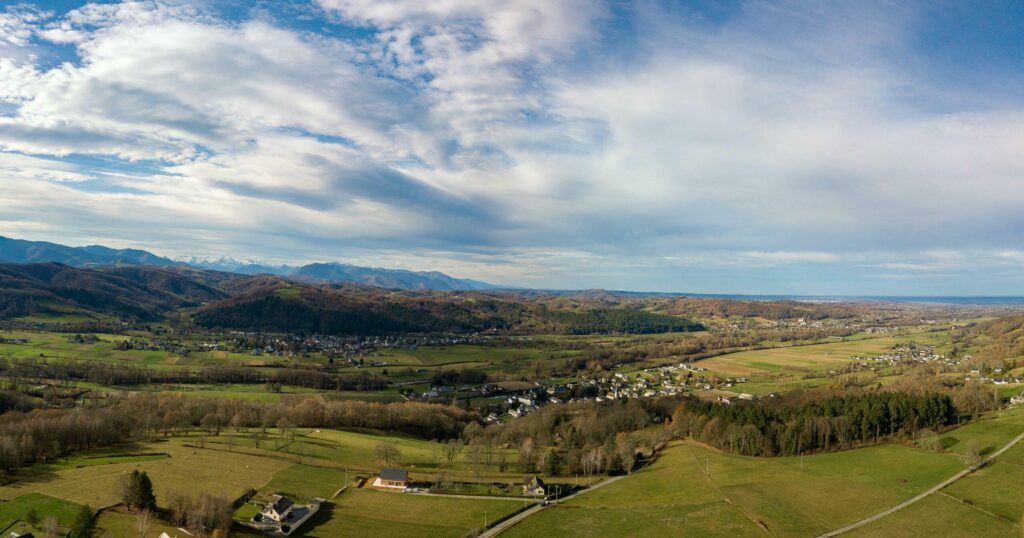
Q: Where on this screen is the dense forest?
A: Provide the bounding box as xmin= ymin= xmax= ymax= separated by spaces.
xmin=670 ymin=392 xmax=955 ymax=456
xmin=193 ymin=287 xmax=704 ymax=336
xmin=0 ymin=263 xmax=225 ymax=320
xmin=0 ymin=359 xmax=388 ymax=392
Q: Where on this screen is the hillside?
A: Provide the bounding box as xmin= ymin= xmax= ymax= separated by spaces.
xmin=192 ymin=282 xmax=703 ymax=336
xmin=0 ymin=236 xmax=179 ymax=267
xmin=0 ymin=263 xmax=226 ymax=321
xmin=289 ymin=262 xmax=493 ymax=291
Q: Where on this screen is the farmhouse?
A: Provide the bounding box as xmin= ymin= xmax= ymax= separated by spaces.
xmin=263 ymin=495 xmax=295 ymax=523
xmin=523 ymin=475 xmax=546 ymax=496
xmin=372 ymin=468 xmax=409 ymax=489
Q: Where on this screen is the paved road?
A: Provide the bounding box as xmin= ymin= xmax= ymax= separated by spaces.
xmin=479 ymin=474 xmax=629 ymax=538
xmin=817 ymin=431 xmax=1024 ymax=537
xmin=409 ymin=492 xmax=540 ymax=502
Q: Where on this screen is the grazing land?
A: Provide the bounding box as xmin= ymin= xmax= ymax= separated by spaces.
xmin=301 ymin=488 xmax=528 ymax=538
xmin=0 ymin=440 xmax=290 ymax=507
xmin=1 ymin=263 xmax=1024 ymax=536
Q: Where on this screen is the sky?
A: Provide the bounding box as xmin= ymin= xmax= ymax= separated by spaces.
xmin=0 ymin=0 xmax=1022 ymax=295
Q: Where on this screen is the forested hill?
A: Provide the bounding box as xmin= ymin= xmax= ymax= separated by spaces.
xmin=192 ymin=283 xmax=704 ymax=336
xmin=0 ymin=263 xmax=226 ymax=320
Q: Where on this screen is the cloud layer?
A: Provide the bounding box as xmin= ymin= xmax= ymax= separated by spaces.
xmin=0 ymin=0 xmax=1022 ymax=294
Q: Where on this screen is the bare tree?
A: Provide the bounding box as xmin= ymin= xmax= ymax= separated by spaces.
xmin=962 ymin=439 xmax=983 ymax=467
xmin=444 ymin=439 xmax=465 ymax=464
xmin=136 ymin=508 xmax=154 ymax=538
xmin=374 ymin=442 xmax=401 ymax=467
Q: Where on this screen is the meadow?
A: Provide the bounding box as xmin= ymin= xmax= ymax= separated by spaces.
xmin=300 ymin=488 xmax=528 ymax=537
xmin=0 ymin=439 xmax=291 ymax=507
xmin=208 ymin=427 xmax=525 ymax=481
xmin=0 ymin=493 xmax=82 ymax=536
xmin=505 ymin=405 xmax=1024 ymax=537
xmin=507 ymin=438 xmax=964 ymax=537
xmin=700 ymin=330 xmax=950 ymax=378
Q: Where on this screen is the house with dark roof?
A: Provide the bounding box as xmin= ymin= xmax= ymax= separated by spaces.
xmin=263 ymin=494 xmax=295 ymax=523
xmin=523 ymin=475 xmax=546 ymax=496
xmin=373 ymin=468 xmax=409 ymax=489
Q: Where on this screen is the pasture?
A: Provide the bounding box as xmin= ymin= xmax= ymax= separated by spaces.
xmin=262 ymin=464 xmax=348 ymax=501
xmin=208 ymin=427 xmax=523 ymax=481
xmin=0 ymin=493 xmax=82 ymax=536
xmin=508 ymin=440 xmax=963 ymax=537
xmin=301 ymin=488 xmax=528 ymax=537
xmin=700 ymin=331 xmax=949 ymax=378
xmin=0 ymin=440 xmax=290 ymax=507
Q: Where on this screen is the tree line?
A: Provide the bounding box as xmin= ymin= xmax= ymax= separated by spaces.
xmin=0 ymin=393 xmax=475 ymax=472
xmin=0 ymin=359 xmax=388 ymax=391
xmin=670 ymin=391 xmax=955 ymax=456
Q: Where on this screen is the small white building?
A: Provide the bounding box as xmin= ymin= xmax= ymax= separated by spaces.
xmin=263 ymin=495 xmax=295 ymax=523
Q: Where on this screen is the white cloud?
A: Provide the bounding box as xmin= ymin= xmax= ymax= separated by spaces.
xmin=0 ymin=1 xmax=1022 ymax=294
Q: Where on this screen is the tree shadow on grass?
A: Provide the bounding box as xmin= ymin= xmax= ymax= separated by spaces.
xmin=0 ymin=441 xmax=154 ymax=490
xmin=294 ymin=501 xmax=335 ymax=535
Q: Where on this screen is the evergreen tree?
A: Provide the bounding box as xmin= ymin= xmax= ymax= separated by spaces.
xmin=68 ymin=505 xmax=96 ymax=538
xmin=122 ymin=470 xmax=157 ymax=511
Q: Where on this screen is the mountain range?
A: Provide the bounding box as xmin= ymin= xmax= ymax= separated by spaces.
xmin=0 ymin=236 xmax=494 ymax=291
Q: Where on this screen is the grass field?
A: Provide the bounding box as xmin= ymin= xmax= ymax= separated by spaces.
xmin=852 ymin=406 xmax=1024 ymax=535
xmin=208 ymin=428 xmax=520 ymax=479
xmin=507 ymin=405 xmax=1024 ymax=538
xmin=846 ymin=493 xmax=1018 ymax=537
xmin=300 ymin=488 xmax=527 ymax=537
xmin=0 ymin=493 xmax=82 ymax=535
xmin=95 ymin=506 xmax=183 ymax=538
xmin=263 ymin=464 xmax=348 ymax=501
xmin=701 ymin=331 xmax=949 ymax=378
xmin=508 ymin=439 xmax=964 ymax=537
xmin=0 ymin=440 xmax=290 ymax=507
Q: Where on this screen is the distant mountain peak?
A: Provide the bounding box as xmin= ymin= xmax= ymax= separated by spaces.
xmin=0 ymin=235 xmax=496 ymax=292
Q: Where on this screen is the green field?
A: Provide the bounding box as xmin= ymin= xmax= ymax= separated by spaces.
xmin=95 ymin=507 xmax=183 ymax=538
xmin=208 ymin=428 xmax=520 ymax=480
xmin=846 ymin=493 xmax=1017 ymax=537
xmin=301 ymin=488 xmax=527 ymax=537
xmin=0 ymin=440 xmax=290 ymax=507
xmin=507 ymin=439 xmax=963 ymax=537
xmin=263 ymin=464 xmax=348 ymax=501
xmin=701 ymin=331 xmax=949 ymax=378
xmin=0 ymin=493 xmax=83 ymax=536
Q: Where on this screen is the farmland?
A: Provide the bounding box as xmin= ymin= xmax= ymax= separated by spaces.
xmin=506 ymin=440 xmax=964 ymax=537
xmin=0 ymin=440 xmax=291 ymax=508
xmin=300 ymin=488 xmax=528 ymax=537
xmin=0 ymin=269 xmax=1022 ymax=537
xmin=506 ymin=406 xmax=1024 ymax=537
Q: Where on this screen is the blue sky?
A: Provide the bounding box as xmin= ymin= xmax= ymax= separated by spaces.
xmin=0 ymin=0 xmax=1022 ymax=295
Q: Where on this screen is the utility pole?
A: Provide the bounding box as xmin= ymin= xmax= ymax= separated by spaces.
xmin=705 ymin=457 xmax=709 ymax=477
xmin=485 ymin=511 xmax=488 ymax=529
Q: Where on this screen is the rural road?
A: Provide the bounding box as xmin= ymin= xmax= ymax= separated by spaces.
xmin=410 ymin=492 xmax=540 ymax=502
xmin=817 ymin=430 xmax=1024 ymax=537
xmin=479 ymin=474 xmax=629 ymax=537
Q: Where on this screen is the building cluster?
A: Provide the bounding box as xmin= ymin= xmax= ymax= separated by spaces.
xmin=465 ymin=361 xmax=762 ymax=423
xmin=964 ymin=368 xmax=1024 ymax=386
xmin=845 ymin=343 xmax=967 ymax=372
